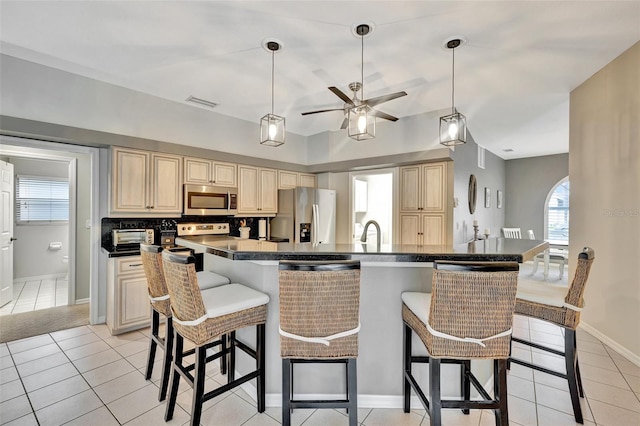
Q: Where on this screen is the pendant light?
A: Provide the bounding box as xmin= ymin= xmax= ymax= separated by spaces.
xmin=348 ymin=24 xmax=375 ymax=141
xmin=260 ymin=40 xmax=285 ymax=147
xmin=439 ymin=37 xmax=467 ymax=147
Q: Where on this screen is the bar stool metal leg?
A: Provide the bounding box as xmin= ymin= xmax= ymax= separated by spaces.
xmin=158 ymin=317 xmax=174 ymax=401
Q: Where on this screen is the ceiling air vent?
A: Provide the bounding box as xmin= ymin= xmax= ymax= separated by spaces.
xmin=186 ymin=96 xmax=218 ymax=109
xmin=502 ymin=148 xmax=514 ymax=152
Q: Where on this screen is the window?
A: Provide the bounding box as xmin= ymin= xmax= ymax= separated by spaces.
xmin=15 ymin=175 xmax=69 ymax=224
xmin=546 ymin=178 xmax=569 ymax=243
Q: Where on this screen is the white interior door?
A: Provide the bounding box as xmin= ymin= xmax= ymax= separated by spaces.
xmin=0 ymin=160 xmax=15 ymax=307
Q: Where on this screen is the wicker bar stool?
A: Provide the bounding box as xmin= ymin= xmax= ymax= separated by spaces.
xmin=161 ymin=250 xmax=269 ymax=426
xmin=509 ymin=247 xmax=595 ymax=424
xmin=402 ymin=261 xmax=520 ymax=426
xmin=139 ymin=244 xmax=232 ymax=401
xmin=278 ymin=260 xmax=361 ymax=426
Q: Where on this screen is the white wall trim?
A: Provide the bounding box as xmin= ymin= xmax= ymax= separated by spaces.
xmin=14 ymin=273 xmax=66 ymax=281
xmin=75 ymin=298 xmax=90 ymax=305
xmin=580 ymin=322 xmax=640 ymax=367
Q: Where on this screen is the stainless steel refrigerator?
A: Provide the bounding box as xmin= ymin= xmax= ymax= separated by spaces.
xmin=270 ymin=188 xmax=336 ymax=244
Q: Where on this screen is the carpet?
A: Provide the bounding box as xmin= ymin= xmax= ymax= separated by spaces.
xmin=0 ymin=303 xmax=90 ymax=343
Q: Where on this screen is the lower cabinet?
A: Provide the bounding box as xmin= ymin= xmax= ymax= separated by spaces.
xmin=399 ymin=213 xmax=446 ymax=246
xmin=107 ymin=256 xmax=151 ymax=335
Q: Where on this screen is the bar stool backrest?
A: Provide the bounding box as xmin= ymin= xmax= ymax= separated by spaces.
xmin=563 ymin=247 xmax=595 ymax=328
xmin=427 ymin=261 xmax=520 ymax=359
xmin=161 ymin=251 xmax=209 ymax=344
xmin=279 ymin=260 xmax=361 ymax=359
xmin=140 ymin=243 xmax=172 ymax=317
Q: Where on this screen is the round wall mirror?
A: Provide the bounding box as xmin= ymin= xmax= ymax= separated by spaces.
xmin=468 ymin=174 xmax=477 ymax=214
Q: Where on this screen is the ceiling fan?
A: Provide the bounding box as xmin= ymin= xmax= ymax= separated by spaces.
xmin=301 ymin=24 xmax=408 ymax=130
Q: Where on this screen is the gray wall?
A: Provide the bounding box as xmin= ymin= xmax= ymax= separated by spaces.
xmin=505 ymin=154 xmax=569 ymax=239
xmin=570 ymin=41 xmax=639 ymax=357
xmin=3 ymin=157 xmax=69 ymax=279
xmin=450 ymin=134 xmax=506 ymax=244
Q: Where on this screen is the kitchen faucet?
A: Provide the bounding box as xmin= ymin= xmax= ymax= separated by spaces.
xmin=360 ymin=220 xmax=381 ymax=250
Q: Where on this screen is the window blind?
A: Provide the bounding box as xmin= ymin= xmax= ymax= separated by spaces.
xmin=15 ymin=175 xmax=69 ymax=223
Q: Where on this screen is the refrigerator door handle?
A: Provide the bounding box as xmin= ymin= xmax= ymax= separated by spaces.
xmin=312 ymin=203 xmax=319 ymax=245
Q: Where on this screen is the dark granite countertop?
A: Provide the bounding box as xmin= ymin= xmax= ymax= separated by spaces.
xmin=175 ymin=236 xmax=549 ymax=263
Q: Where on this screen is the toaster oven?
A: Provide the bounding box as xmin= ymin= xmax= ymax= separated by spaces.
xmin=112 ymin=229 xmax=155 ymax=247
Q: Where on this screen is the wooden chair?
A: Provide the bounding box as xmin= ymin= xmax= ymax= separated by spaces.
xmin=509 ymin=247 xmax=595 ymax=424
xmin=526 ymin=230 xmax=569 ymax=279
xmin=161 ymin=251 xmax=269 ymax=426
xmin=279 ymin=260 xmax=361 ymax=426
xmin=139 ymin=244 xmax=231 ymax=401
xmin=402 ymin=261 xmax=520 ymax=425
xmin=502 ymin=227 xmax=522 ymax=238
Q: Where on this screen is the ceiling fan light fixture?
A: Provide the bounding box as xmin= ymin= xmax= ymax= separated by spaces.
xmin=348 ymin=104 xmax=375 ymax=140
xmin=440 ymin=37 xmax=467 ymax=147
xmin=260 ymin=39 xmax=285 ymax=147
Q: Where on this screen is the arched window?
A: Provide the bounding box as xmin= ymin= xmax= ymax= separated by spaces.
xmin=545 ymin=178 xmax=569 ymax=243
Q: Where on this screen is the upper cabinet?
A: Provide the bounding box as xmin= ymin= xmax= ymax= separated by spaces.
xmin=400 ymin=162 xmax=446 ymax=213
xmin=238 ymin=165 xmax=278 ymax=215
xmin=111 ymin=147 xmax=182 ymax=216
xmin=184 ymin=157 xmax=237 ymax=187
xmin=278 ymin=170 xmax=317 ymax=189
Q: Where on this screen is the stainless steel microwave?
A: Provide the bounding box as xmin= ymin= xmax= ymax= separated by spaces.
xmin=183 ymin=184 xmax=238 ymax=215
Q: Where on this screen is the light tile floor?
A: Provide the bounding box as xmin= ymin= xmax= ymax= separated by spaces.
xmin=1 ymin=265 xmax=639 ymax=425
xmin=0 ymin=277 xmax=68 ymax=316
xmin=2 ymin=319 xmax=640 ymax=425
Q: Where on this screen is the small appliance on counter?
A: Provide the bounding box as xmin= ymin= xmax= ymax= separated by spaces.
xmin=160 ymin=219 xmax=177 ymax=246
xmin=112 ymin=229 xmax=154 ymax=249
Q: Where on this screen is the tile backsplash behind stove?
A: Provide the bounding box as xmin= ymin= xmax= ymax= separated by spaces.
xmin=101 ymin=216 xmax=269 ymax=247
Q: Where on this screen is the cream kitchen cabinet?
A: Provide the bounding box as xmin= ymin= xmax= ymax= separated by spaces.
xmin=399 ymin=162 xmax=447 ymax=213
xmin=399 ymin=213 xmax=446 ymax=245
xmin=111 ymin=147 xmax=182 ymax=216
xmin=278 ymin=170 xmax=317 ymax=189
xmin=238 ymin=165 xmax=278 ymax=214
xmin=106 ymin=256 xmax=151 ymax=335
xmin=184 ymin=157 xmax=237 ymax=187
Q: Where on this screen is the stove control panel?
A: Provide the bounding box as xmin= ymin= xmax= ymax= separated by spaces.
xmin=177 ymin=223 xmax=230 ymax=236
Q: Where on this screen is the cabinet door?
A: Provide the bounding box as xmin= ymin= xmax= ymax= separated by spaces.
xmin=299 ymin=173 xmax=317 ymax=188
xmin=112 ymin=148 xmax=148 ymax=212
xmin=238 ymin=166 xmax=259 ymax=213
xmin=118 ymin=274 xmax=151 ymax=329
xmin=400 ymin=166 xmax=421 ymax=212
xmin=213 ymin=162 xmax=237 ymax=187
xmin=259 ymin=168 xmax=278 ymax=213
xmin=400 ymin=214 xmax=421 ymax=245
xmin=184 ymin=157 xmax=212 ymax=184
xmin=278 ymin=170 xmax=298 ymax=189
xmin=150 ymin=153 xmax=182 ymax=213
xmin=422 ymin=214 xmax=445 ymax=245
xmin=423 ymin=163 xmax=446 ymax=212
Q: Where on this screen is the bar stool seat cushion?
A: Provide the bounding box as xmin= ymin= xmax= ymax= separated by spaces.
xmin=401 ymin=292 xmax=432 ymax=326
xmin=200 ymin=283 xmax=270 ymax=319
xmin=516 ymin=281 xmax=568 ymax=308
xmin=196 ymin=271 xmax=231 ymax=290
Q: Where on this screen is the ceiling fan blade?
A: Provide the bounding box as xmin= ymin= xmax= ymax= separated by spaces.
xmin=301 ymin=108 xmax=345 ymax=116
xmin=363 ymin=91 xmax=407 ymax=107
xmin=340 ymin=117 xmax=349 ymax=129
xmin=370 ymin=109 xmax=399 ymax=122
xmin=328 ymin=87 xmax=355 ymax=105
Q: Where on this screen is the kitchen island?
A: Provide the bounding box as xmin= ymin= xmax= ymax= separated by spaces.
xmin=174 ymin=237 xmax=548 ymax=408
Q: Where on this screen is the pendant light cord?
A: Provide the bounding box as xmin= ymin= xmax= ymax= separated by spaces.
xmin=361 ymin=32 xmax=364 ymax=100
xmin=271 ymin=49 xmax=275 ymax=115
xmin=451 ymin=46 xmax=455 ymax=115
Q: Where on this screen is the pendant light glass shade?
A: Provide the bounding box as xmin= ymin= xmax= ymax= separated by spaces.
xmin=440 ymin=38 xmax=467 ymax=147
xmin=260 ymin=113 xmax=285 ymax=146
xmin=439 ymin=111 xmax=467 ymax=146
xmin=260 ymin=40 xmax=285 ymax=147
xmin=348 ymin=104 xmax=375 ymax=140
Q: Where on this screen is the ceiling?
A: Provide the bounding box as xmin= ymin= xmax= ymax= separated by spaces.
xmin=1 ymin=1 xmax=638 ymax=159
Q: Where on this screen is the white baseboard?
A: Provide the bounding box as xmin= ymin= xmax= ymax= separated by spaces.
xmin=74 ymin=298 xmax=89 ymax=305
xmin=580 ymin=322 xmax=640 ymax=367
xmin=14 ymin=273 xmax=67 ymax=282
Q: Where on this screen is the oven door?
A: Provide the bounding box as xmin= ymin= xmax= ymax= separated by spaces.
xmin=183 ymin=185 xmax=237 ymax=215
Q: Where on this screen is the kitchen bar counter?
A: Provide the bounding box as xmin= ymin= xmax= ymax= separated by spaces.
xmin=172 ymin=236 xmax=549 ymax=408
xmin=176 ymin=236 xmax=549 ymax=263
